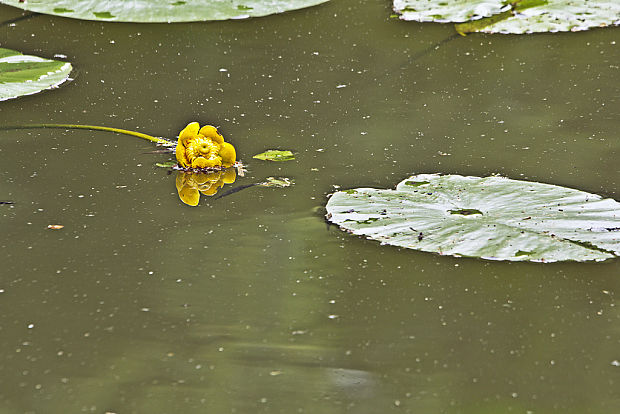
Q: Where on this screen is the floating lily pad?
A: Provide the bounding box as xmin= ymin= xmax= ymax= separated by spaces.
xmin=253 ymin=150 xmax=295 ymax=162
xmin=0 ymin=0 xmax=329 ymax=22
xmin=393 ymin=0 xmax=620 ymax=34
xmin=325 ymin=174 xmax=620 ymax=262
xmin=0 ymin=48 xmax=72 ymax=101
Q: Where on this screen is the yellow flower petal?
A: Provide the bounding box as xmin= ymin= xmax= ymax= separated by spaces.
xmin=219 ymin=142 xmax=236 ymax=167
xmin=191 ymin=157 xmax=221 ymax=169
xmin=179 ymin=122 xmax=200 ymax=143
xmin=199 ymin=125 xmax=224 ymax=144
xmin=175 ymin=143 xmax=189 ymax=167
xmin=191 ymin=157 xmax=209 ymax=169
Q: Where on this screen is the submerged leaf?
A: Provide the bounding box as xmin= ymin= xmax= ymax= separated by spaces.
xmin=253 ymin=150 xmax=295 ymax=162
xmin=0 ymin=48 xmax=72 ymax=101
xmin=258 ymin=176 xmax=293 ymax=187
xmin=155 ymin=161 xmax=177 ymax=168
xmin=0 ymin=0 xmax=329 ymax=22
xmin=393 ymin=0 xmax=620 ymax=34
xmin=325 ymin=174 xmax=620 ymax=262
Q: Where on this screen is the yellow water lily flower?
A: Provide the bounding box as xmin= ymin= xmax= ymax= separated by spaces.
xmin=175 ymin=169 xmax=236 ymax=206
xmin=175 ymin=122 xmax=236 ymax=169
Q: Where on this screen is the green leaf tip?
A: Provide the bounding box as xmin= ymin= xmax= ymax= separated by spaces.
xmin=253 ymin=150 xmax=295 ymax=162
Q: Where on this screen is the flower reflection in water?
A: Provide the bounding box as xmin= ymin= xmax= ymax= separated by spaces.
xmin=175 ymin=168 xmax=236 ymax=206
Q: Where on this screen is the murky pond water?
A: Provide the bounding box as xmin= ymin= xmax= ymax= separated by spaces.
xmin=1 ymin=0 xmax=619 ymax=412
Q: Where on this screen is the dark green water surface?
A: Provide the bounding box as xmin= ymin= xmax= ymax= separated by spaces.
xmin=1 ymin=1 xmax=619 ymax=413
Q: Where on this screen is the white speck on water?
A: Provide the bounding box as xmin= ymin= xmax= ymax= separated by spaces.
xmin=219 ymin=68 xmax=228 ymax=72
xmin=611 ymin=360 xmax=620 ymax=366
xmin=27 ymin=324 xmax=34 ymax=329
xmin=336 ymin=84 xmax=347 ymax=88
xmin=328 ymin=314 xmax=339 ymax=319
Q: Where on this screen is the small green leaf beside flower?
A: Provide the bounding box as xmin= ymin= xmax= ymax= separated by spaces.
xmin=253 ymin=150 xmax=295 ymax=162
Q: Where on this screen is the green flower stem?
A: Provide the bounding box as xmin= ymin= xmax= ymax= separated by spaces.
xmin=1 ymin=123 xmax=175 ymax=145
